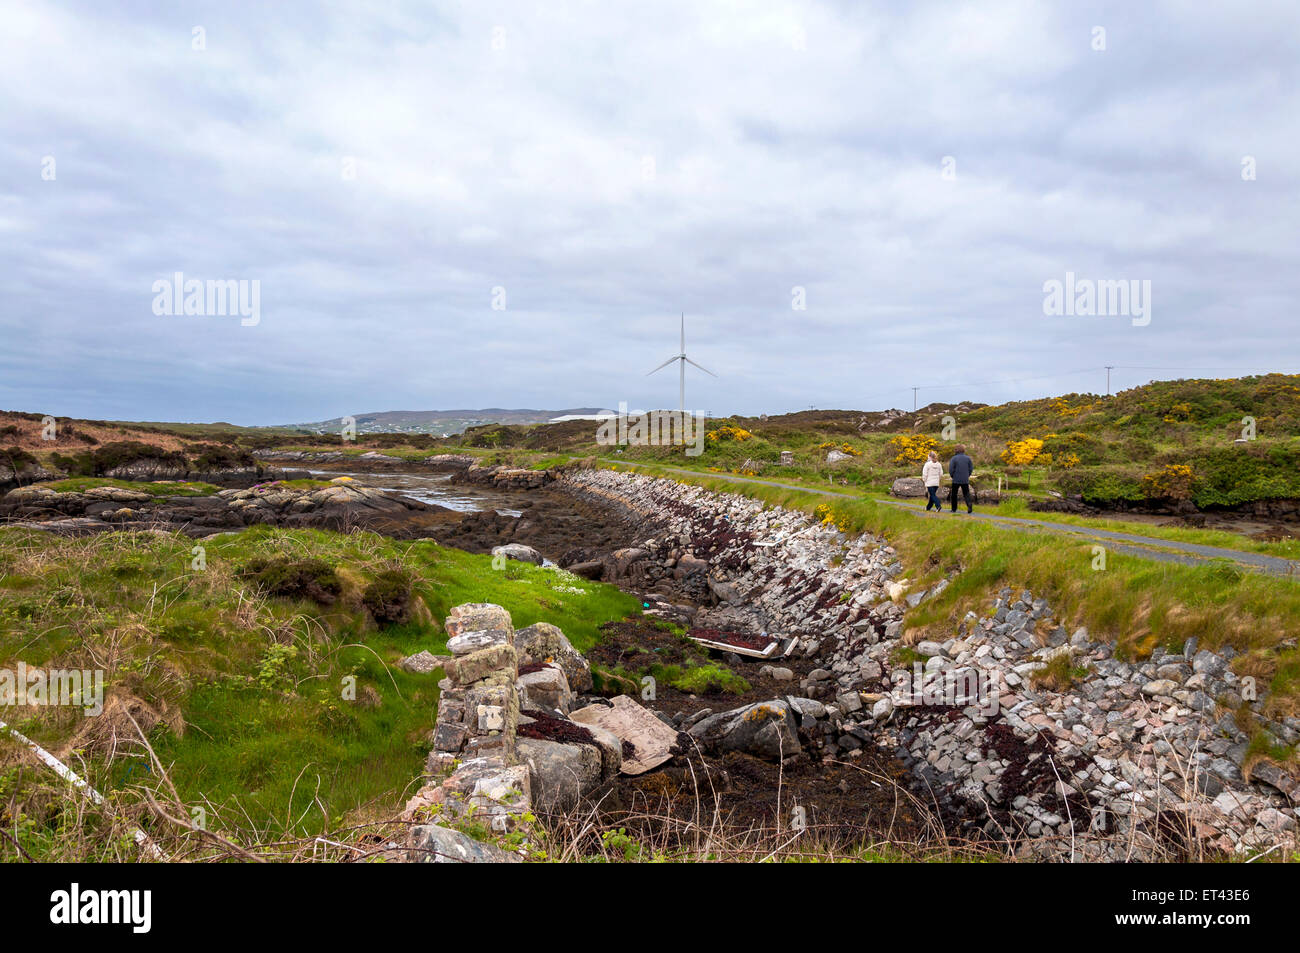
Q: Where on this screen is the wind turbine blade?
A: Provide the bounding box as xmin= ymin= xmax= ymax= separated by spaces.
xmin=680 ymin=313 xmax=685 ymax=352
xmin=684 ymin=357 xmax=717 ymax=377
xmin=646 ymin=355 xmax=679 ymax=375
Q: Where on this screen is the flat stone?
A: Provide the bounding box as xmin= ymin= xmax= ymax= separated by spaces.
xmin=570 ymin=695 xmax=680 ymax=774
xmin=443 ymin=644 xmax=517 ymax=687
xmin=1142 ymin=679 xmax=1179 ymax=697
xmin=399 ymin=650 xmax=446 ymax=674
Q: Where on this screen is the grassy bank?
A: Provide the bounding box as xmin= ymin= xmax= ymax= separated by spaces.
xmin=0 ymin=525 xmax=641 ymax=859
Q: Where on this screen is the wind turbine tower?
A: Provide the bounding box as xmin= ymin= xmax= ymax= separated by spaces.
xmin=647 ymin=313 xmax=716 ymax=414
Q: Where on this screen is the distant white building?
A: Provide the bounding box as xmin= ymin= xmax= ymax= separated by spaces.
xmin=548 ymin=411 xmax=619 ymax=423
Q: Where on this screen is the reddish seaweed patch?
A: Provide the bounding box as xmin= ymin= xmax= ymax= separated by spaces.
xmin=519 ymin=709 xmax=597 ymax=746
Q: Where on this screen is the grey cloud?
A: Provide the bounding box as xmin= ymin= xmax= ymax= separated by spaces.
xmin=1 ymin=1 xmax=1297 ymax=423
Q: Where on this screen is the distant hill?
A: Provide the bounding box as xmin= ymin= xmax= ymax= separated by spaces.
xmin=284 ymin=408 xmax=610 ymax=437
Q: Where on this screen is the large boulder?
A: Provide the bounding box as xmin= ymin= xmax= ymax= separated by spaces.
xmin=688 ymin=699 xmax=802 ymax=760
xmin=674 ymin=553 xmax=709 ymax=579
xmin=890 ymin=477 xmax=927 ymax=498
xmin=567 ymin=560 xmax=605 ymax=580
xmin=492 ymin=543 xmax=543 ymax=566
xmin=515 ymin=622 xmax=592 ymax=693
xmin=602 ymin=547 xmax=649 ymax=581
xmin=516 ymin=737 xmax=603 ymax=812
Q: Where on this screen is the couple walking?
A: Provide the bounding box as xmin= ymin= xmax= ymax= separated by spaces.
xmin=922 ymin=445 xmax=975 ymax=514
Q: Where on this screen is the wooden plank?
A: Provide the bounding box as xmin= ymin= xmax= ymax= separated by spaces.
xmin=687 ymin=635 xmax=781 ymax=659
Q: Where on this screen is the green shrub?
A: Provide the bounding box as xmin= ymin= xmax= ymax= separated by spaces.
xmin=241 ymin=557 xmax=342 ymax=605
xmin=52 ymin=441 xmax=190 ymax=477
xmin=191 ymin=443 xmax=255 ymax=470
xmin=1188 ymin=445 xmax=1300 ymax=507
xmin=0 ymin=446 xmax=38 ymax=471
xmin=1055 ymin=467 xmax=1145 ymax=505
xmin=362 ymin=569 xmax=415 ymax=624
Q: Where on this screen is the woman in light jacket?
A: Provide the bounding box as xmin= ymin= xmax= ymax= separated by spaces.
xmin=922 ymin=451 xmax=944 ymax=512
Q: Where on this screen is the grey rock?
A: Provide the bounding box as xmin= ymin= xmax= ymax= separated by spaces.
xmin=516 ymin=737 xmax=603 ymax=811
xmin=689 ymin=699 xmax=802 ymax=760
xmin=407 ymin=824 xmax=521 ymax=863
xmin=399 ymin=650 xmax=446 ymax=674
xmin=515 ymin=622 xmax=593 ymax=693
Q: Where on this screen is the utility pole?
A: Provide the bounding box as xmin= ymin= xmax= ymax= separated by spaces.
xmin=1105 ymin=365 xmax=1114 ymax=396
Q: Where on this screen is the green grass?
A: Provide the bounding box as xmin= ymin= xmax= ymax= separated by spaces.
xmin=40 ymin=477 xmax=221 ymax=497
xmin=0 ymin=525 xmax=642 ymax=853
xmin=886 ymin=493 xmax=1300 ymax=560
xmin=661 ymin=662 xmax=751 ymax=695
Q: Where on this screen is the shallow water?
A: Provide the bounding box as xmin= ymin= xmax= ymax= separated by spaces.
xmin=306 ymin=469 xmax=524 ymax=517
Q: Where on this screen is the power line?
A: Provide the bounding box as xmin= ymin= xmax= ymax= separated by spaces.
xmin=913 ymin=368 xmax=1099 ymax=393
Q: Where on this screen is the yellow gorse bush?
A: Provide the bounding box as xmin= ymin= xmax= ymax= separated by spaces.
xmin=887 ymin=433 xmax=938 ymax=464
xmin=706 ymin=425 xmax=753 ymax=443
xmin=818 ymin=441 xmax=861 ymax=456
xmin=1000 ymin=438 xmax=1044 ymax=466
xmin=1141 ymin=463 xmax=1195 ymax=500
xmin=813 ymin=503 xmax=841 ymax=528
xmin=1050 ymin=397 xmax=1096 ymax=418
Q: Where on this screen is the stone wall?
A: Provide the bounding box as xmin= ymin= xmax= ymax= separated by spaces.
xmin=403 ymin=603 xmax=619 ymax=862
xmin=454 ymin=463 xmax=554 ymax=490
xmin=428 ymin=604 xmax=520 ymax=770
xmin=560 ymin=467 xmax=1300 ymax=858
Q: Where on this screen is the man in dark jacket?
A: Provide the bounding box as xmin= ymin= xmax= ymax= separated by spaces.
xmin=948 ymin=446 xmax=974 ymax=513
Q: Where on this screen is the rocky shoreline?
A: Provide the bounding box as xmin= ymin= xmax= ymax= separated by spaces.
xmin=0 ymin=477 xmax=452 ymax=538
xmin=0 ymin=459 xmax=295 ymax=495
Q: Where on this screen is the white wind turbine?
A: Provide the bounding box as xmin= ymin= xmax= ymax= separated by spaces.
xmin=646 ymin=313 xmax=716 ymax=414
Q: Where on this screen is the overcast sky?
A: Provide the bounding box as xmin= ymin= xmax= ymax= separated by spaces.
xmin=2 ymin=1 xmax=1297 ymax=424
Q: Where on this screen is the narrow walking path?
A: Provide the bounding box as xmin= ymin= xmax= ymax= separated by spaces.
xmin=610 ymin=461 xmax=1300 ymax=579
